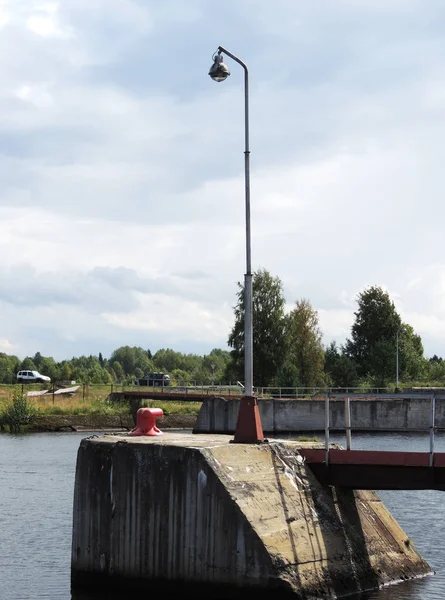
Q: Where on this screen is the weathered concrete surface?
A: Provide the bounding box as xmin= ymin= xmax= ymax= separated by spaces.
xmin=71 ymin=432 xmax=431 ymax=598
xmin=193 ymin=396 xmax=445 ymax=434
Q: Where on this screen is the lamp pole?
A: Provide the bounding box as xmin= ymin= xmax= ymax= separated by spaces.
xmin=209 ymin=47 xmax=264 ymax=443
xmin=396 ymin=326 xmax=405 ymax=392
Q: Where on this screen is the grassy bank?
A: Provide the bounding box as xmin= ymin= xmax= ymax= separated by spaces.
xmin=0 ymin=386 xmax=201 ymax=433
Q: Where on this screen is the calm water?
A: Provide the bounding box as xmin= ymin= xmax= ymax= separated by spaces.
xmin=0 ymin=430 xmax=444 ymax=600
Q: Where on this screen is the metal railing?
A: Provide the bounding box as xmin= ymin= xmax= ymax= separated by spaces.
xmin=132 ymin=380 xmax=245 ymax=396
xmin=322 ymin=392 xmax=442 ymax=466
xmin=255 ymin=386 xmax=392 ymax=398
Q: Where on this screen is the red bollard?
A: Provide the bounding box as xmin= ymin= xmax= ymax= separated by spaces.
xmin=129 ymin=407 xmax=164 ymax=436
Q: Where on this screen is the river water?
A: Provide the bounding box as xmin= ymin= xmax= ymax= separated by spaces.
xmin=0 ymin=430 xmax=444 ymax=600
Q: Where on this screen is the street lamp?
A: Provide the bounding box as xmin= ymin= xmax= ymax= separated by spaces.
xmin=396 ymin=326 xmax=405 ymax=392
xmin=208 ymin=46 xmax=264 ymax=443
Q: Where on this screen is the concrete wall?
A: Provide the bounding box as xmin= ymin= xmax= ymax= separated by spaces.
xmin=72 ymin=437 xmax=274 ymax=594
xmin=193 ymin=397 xmax=445 ymax=434
xmin=71 ymin=435 xmax=431 ymax=597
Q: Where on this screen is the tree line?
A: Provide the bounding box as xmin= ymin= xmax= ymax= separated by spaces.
xmin=1 ymin=268 xmax=444 ymax=389
xmin=226 ymin=269 xmax=444 ymax=389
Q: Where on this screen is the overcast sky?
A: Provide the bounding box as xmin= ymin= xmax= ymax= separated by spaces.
xmin=2 ymin=0 xmax=445 ymax=361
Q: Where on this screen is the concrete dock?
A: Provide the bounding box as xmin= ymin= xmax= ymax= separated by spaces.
xmin=71 ymin=431 xmax=432 ymax=598
xmin=193 ymin=396 xmax=445 ymax=434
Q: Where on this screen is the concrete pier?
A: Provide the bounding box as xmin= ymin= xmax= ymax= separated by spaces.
xmin=71 ymin=431 xmax=431 ymax=598
xmin=193 ymin=396 xmax=445 ymax=434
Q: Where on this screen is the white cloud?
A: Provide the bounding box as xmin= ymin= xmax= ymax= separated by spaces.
xmin=0 ymin=339 xmax=14 ymax=353
xmin=103 ymin=293 xmax=232 ymax=341
xmin=1 ymin=0 xmax=445 ymax=361
xmin=27 ymin=3 xmax=72 ymax=38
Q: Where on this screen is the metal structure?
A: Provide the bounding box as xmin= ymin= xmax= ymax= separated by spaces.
xmin=300 ymin=392 xmax=445 ymax=490
xmin=396 ymin=326 xmax=405 ymax=390
xmin=209 ymin=46 xmax=263 ymax=443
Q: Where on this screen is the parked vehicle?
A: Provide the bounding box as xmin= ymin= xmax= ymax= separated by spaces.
xmin=17 ymin=370 xmax=51 ymax=384
xmin=136 ymin=373 xmax=171 ymax=387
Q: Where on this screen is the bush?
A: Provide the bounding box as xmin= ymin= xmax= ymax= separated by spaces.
xmin=0 ymin=389 xmax=39 ymax=433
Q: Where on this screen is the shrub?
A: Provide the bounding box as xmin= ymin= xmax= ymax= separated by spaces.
xmin=0 ymin=389 xmax=39 ymax=433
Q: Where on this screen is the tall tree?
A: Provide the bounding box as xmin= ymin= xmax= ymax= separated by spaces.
xmin=396 ymin=324 xmax=425 ymax=382
xmin=324 ymin=341 xmax=359 ymax=388
xmin=345 ymin=285 xmax=425 ymax=386
xmin=109 ymin=346 xmax=152 ymax=377
xmin=278 ymin=299 xmax=326 ymax=388
xmin=344 ymin=286 xmax=402 ymax=379
xmin=21 ymin=357 xmax=36 ymax=371
xmin=0 ymin=353 xmax=20 ymax=384
xmin=227 ymin=268 xmax=286 ymax=387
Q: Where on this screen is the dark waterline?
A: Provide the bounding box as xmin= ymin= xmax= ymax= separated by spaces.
xmin=0 ymin=430 xmax=444 ymax=600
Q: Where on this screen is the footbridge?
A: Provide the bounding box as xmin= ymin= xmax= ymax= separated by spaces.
xmin=300 ymin=392 xmax=445 ymax=491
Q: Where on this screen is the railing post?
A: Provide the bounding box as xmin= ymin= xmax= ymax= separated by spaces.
xmin=345 ymin=397 xmax=352 ymax=450
xmin=429 ymin=393 xmax=436 ymax=467
xmin=325 ymin=394 xmax=330 ymax=466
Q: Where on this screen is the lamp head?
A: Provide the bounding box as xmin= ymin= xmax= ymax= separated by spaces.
xmin=209 ymin=53 xmax=230 ymax=82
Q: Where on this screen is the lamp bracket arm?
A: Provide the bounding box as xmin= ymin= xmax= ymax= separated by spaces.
xmin=217 ymin=46 xmax=248 ymax=74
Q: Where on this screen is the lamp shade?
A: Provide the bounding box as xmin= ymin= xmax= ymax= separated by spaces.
xmin=209 ymin=54 xmax=230 ymax=82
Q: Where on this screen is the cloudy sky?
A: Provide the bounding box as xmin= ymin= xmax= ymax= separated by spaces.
xmin=2 ymin=0 xmax=445 ymax=361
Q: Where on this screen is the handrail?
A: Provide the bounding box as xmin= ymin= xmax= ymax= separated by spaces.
xmin=323 ymin=393 xmax=438 ymax=467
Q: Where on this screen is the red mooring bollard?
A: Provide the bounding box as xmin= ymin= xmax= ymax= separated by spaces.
xmin=129 ymin=407 xmax=164 ymax=436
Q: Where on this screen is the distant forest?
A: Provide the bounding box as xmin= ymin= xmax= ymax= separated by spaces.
xmin=3 ymin=271 xmax=445 ymax=389
xmin=1 ymin=346 xmax=232 ymax=386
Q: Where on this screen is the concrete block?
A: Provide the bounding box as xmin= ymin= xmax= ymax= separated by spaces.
xmin=71 ymin=432 xmax=431 ymax=597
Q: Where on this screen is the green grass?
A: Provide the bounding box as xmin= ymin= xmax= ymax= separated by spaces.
xmin=0 ymin=389 xmax=201 ymax=422
xmin=140 ymin=400 xmax=201 ymax=416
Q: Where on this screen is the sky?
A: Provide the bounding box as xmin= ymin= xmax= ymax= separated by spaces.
xmin=2 ymin=0 xmax=445 ymax=362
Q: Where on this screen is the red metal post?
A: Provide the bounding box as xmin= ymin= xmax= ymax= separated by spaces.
xmin=232 ymin=395 xmax=265 ymax=443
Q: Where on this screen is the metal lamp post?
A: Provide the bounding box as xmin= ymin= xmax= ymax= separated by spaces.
xmin=396 ymin=326 xmax=405 ymax=392
xmin=208 ymin=46 xmax=264 ymax=443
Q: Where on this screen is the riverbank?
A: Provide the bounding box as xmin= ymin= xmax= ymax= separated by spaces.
xmin=0 ymin=388 xmax=201 ymax=433
xmin=26 ymin=413 xmax=197 ymax=432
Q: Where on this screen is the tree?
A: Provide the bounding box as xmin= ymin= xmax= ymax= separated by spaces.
xmin=426 ymin=355 xmax=445 ymax=382
xmin=110 ymin=360 xmax=124 ymax=381
xmin=33 ymin=352 xmax=43 ymax=369
xmin=344 ymin=286 xmax=402 ymax=379
xmin=109 ymin=346 xmax=152 ymax=377
xmin=171 ymin=368 xmax=191 ymax=385
xmin=21 ymin=357 xmax=36 ymax=371
xmin=368 ymin=339 xmax=398 ymax=387
xmin=324 ymin=342 xmax=359 ymax=388
xmin=278 ymin=299 xmax=326 ymax=388
xmin=0 ymin=353 xmax=20 ymax=384
xmin=153 ymin=349 xmax=183 ymax=373
xmin=202 ymin=349 xmax=231 ymax=383
xmin=344 ymin=285 xmax=425 ymax=386
xmin=39 ymin=357 xmax=59 ymax=382
xmin=59 ymin=361 xmax=72 ymax=381
xmin=227 ymin=268 xmax=286 ymax=387
xmin=396 ymin=324 xmax=425 ymax=382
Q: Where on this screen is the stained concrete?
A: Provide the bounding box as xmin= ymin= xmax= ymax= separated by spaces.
xmin=71 ymin=431 xmax=432 ymax=598
xmin=193 ymin=396 xmax=445 ymax=434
